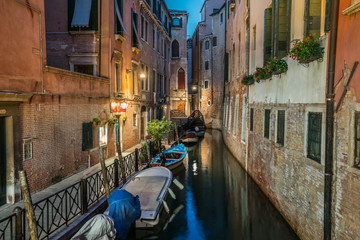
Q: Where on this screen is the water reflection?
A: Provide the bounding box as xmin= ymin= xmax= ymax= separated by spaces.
xmin=156 ymin=130 xmax=299 ymax=240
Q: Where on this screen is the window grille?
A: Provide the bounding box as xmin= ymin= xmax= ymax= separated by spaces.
xmin=307 ymin=112 xmax=322 ymax=163
xmin=277 ymin=110 xmax=285 ymax=146
xmin=264 ymin=109 xmax=270 ymax=139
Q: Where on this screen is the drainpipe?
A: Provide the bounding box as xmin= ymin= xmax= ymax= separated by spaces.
xmin=324 ymin=0 xmax=339 ymax=239
xmin=99 ymin=0 xmax=102 ymax=77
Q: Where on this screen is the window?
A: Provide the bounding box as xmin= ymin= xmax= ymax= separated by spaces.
xmin=82 ymin=123 xmax=93 ymax=150
xmin=178 ymin=68 xmax=185 ymax=89
xmin=152 ymin=28 xmax=155 ymax=48
xmin=305 ymin=0 xmax=321 ymax=36
xmin=233 ymin=95 xmax=239 ymax=136
xmin=141 ymin=16 xmax=144 ymax=38
xmin=237 ymin=33 xmax=241 ymax=76
xmin=172 ymin=40 xmax=179 ymax=58
xmin=23 ymin=138 xmax=33 ymax=160
xmin=307 ymin=112 xmax=322 ymax=163
xmin=264 ymin=8 xmax=272 ymax=64
xmin=204 ymin=80 xmax=209 ymax=89
xmin=277 ymin=110 xmax=285 ymax=146
xmin=74 ymin=65 xmax=93 ymax=75
xmin=264 ymin=109 xmax=270 ymax=139
xmin=115 ymin=61 xmax=122 ymax=92
xmin=228 ymin=97 xmax=233 ymax=131
xmin=273 ymin=0 xmax=291 ymax=59
xmin=354 ymin=112 xmax=360 ymax=168
xmin=205 ymin=61 xmax=209 ymax=70
xmin=172 ymin=18 xmax=182 ymax=27
xmin=220 ymin=13 xmax=223 ymax=23
xmin=250 ymin=108 xmax=254 ymax=131
xmin=131 ymin=9 xmax=140 ymax=48
xmin=145 ymin=21 xmax=148 ymax=41
xmin=251 ymin=25 xmax=256 ymax=72
xmin=115 ymin=0 xmax=127 ymax=36
xmin=68 ymin=0 xmax=98 ymax=31
xmin=205 ymin=41 xmax=209 ymax=50
xmin=227 ymin=0 xmax=230 ymax=18
xmin=133 ymin=114 xmax=137 ymax=127
xmin=213 ymin=36 xmax=217 ymax=46
xmin=141 ymin=64 xmax=145 ymax=90
xmin=241 ymin=96 xmax=247 ymax=141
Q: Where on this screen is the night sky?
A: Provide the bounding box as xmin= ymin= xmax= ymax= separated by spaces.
xmin=165 ymin=0 xmax=204 ymax=39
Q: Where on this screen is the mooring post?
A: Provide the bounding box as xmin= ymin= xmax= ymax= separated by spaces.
xmin=13 ymin=207 xmax=22 ymax=240
xmin=174 ymin=122 xmax=180 ymax=144
xmin=135 ymin=148 xmax=139 ymax=172
xmin=19 ymin=171 xmax=38 ymax=240
xmin=99 ymin=147 xmax=110 ymax=198
xmin=80 ymin=179 xmax=88 ymax=214
xmin=114 ymin=159 xmax=119 ymax=188
xmin=116 ymin=140 xmax=127 ymax=184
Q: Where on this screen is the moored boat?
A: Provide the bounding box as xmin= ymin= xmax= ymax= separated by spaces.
xmin=150 ymin=144 xmax=187 ymax=170
xmin=180 ymin=132 xmax=198 ymax=143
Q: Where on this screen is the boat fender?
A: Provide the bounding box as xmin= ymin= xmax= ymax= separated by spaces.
xmin=162 ymin=199 xmax=170 ymax=214
xmin=172 ymin=178 xmax=184 ymax=190
xmin=168 ymin=188 xmax=176 ymax=200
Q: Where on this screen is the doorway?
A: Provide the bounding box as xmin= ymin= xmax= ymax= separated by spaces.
xmin=0 ymin=117 xmax=6 ymax=205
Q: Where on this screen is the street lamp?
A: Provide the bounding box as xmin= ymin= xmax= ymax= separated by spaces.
xmin=140 ymin=73 xmax=146 ymax=79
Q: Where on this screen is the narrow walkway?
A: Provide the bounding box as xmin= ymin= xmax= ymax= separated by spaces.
xmin=0 ymin=142 xmax=145 ymax=218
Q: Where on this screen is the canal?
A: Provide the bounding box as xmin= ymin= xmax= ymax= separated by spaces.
xmin=155 ymin=130 xmax=299 ymax=240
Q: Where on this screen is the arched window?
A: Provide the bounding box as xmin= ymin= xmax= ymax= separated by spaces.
xmin=178 ymin=68 xmax=185 ymax=89
xmin=172 ymin=40 xmax=179 ymax=58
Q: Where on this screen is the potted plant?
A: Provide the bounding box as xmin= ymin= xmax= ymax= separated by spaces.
xmin=146 ymin=117 xmax=173 ymax=154
xmin=254 ymin=67 xmax=271 ymax=82
xmin=288 ymin=34 xmax=324 ymax=64
xmin=123 ymin=115 xmax=128 ymax=124
xmin=106 ymin=117 xmax=118 ymax=126
xmin=92 ymin=117 xmax=101 ymax=126
xmin=242 ymin=74 xmax=255 ymax=85
xmin=266 ymin=57 xmax=288 ymax=75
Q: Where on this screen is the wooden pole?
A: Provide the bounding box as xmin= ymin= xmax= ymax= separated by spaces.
xmin=99 ymin=147 xmax=110 ymax=198
xmin=116 ymin=139 xmax=127 ymax=184
xmin=174 ymin=122 xmax=180 ymax=145
xmin=19 ymin=171 xmax=38 ymax=240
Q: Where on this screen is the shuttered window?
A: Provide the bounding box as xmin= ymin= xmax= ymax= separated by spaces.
xmin=264 ymin=8 xmax=272 ymax=64
xmin=277 ymin=110 xmax=285 ymax=146
xmin=264 ymin=109 xmax=270 ymax=139
xmin=354 ymin=112 xmax=360 ymax=168
xmin=82 ymin=122 xmax=93 ymax=151
xmin=68 ymin=0 xmax=98 ymax=31
xmin=172 ymin=40 xmax=179 ymax=58
xmin=272 ymin=0 xmax=291 ymax=59
xmin=131 ymin=9 xmax=139 ymax=48
xmin=307 ymin=112 xmax=322 ymax=163
xmin=250 ymin=108 xmax=254 ymax=131
xmin=115 ymin=0 xmax=125 ymax=35
xmin=304 ymin=0 xmax=321 ymax=36
xmin=178 ymin=69 xmax=185 ymax=89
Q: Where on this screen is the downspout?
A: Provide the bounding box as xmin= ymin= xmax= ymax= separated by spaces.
xmin=99 ymin=0 xmax=102 ymax=77
xmin=324 ymin=0 xmax=339 ymax=239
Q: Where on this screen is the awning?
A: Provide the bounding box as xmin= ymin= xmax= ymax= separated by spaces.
xmin=115 ymin=0 xmax=129 ymax=35
xmin=132 ymin=20 xmax=143 ymax=48
xmin=71 ymin=0 xmax=92 ymax=27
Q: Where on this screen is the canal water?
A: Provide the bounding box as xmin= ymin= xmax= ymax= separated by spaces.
xmin=155 ymin=130 xmax=299 ymax=240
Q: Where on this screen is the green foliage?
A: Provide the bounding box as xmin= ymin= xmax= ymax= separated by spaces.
xmin=139 ymin=143 xmax=148 ymax=163
xmin=242 ymin=74 xmax=255 ymax=85
xmin=106 ymin=117 xmax=118 ymax=126
xmin=266 ymin=57 xmax=288 ymax=75
xmin=288 ymin=34 xmax=324 ymax=61
xmin=92 ymin=117 xmax=101 ymax=126
xmin=254 ymin=67 xmax=271 ymax=82
xmin=146 ymin=117 xmax=173 ymax=147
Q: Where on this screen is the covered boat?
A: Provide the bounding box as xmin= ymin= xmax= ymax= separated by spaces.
xmin=150 ymin=144 xmax=187 ymax=170
xmin=180 ymin=132 xmax=198 ymax=143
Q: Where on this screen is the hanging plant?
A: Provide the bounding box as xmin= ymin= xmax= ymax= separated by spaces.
xmin=92 ymin=117 xmax=101 ymax=126
xmin=254 ymin=67 xmax=271 ymax=82
xmin=241 ymin=74 xmax=255 ymax=85
xmin=266 ymin=57 xmax=288 ymax=75
xmin=288 ymin=34 xmax=324 ymax=64
xmin=106 ymin=117 xmax=118 ymax=126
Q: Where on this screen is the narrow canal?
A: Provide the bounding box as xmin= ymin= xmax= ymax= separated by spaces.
xmin=155 ymin=130 xmax=299 ymax=240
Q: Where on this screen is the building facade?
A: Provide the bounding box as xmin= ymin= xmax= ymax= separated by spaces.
xmin=169 ymin=10 xmax=189 ymax=117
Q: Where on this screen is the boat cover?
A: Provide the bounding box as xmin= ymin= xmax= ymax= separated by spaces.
xmin=107 ymin=189 xmax=141 ymax=239
xmin=71 ymin=214 xmax=116 ymax=240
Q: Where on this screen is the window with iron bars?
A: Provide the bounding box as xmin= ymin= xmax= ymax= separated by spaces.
xmin=307 ymin=112 xmax=322 ymax=163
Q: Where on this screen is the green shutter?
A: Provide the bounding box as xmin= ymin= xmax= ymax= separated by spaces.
xmin=82 ymin=122 xmax=93 ymax=151
xmin=68 ymin=0 xmax=75 ymax=31
xmin=324 ymin=0 xmax=332 ymax=32
xmin=273 ymin=0 xmax=289 ymax=59
xmin=305 ymin=0 xmax=321 ymax=36
xmin=90 ymin=0 xmax=98 ymax=30
xmin=264 ymin=8 xmax=272 ymax=65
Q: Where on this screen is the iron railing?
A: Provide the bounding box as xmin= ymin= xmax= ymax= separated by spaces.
xmin=0 ymin=147 xmax=145 ymax=240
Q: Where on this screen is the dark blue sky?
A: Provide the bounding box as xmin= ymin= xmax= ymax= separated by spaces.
xmin=165 ymin=0 xmax=204 ymax=38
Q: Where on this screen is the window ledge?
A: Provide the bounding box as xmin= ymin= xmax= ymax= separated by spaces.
xmin=115 ymin=34 xmax=125 ymax=43
xmin=343 ymin=2 xmax=360 ymax=15
xmin=69 ymin=30 xmax=96 ymax=35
